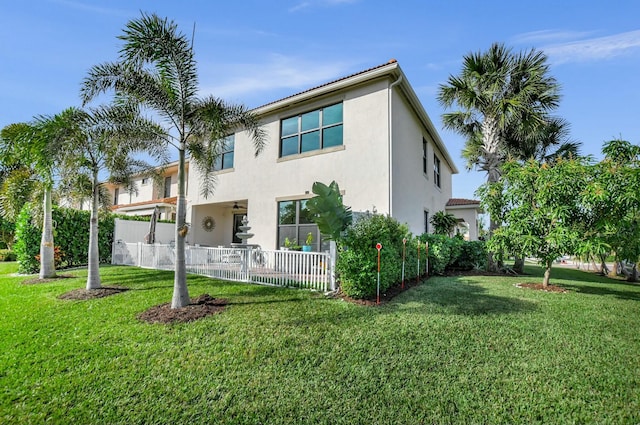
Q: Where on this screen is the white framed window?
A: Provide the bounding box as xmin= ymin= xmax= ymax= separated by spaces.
xmin=433 ymin=154 xmax=441 ymax=188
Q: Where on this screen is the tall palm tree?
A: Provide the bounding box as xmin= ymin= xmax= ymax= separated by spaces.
xmin=1 ymin=121 xmax=61 ymax=278
xmin=80 ymin=13 xmax=266 ymax=307
xmin=51 ymin=105 xmax=168 ymax=290
xmin=438 ymin=43 xmax=560 ymax=269
xmin=438 ymin=42 xmax=560 ymax=199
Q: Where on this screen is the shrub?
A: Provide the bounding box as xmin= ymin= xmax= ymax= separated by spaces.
xmin=0 ymin=249 xmax=16 ymax=261
xmin=14 ymin=205 xmax=40 ymax=274
xmin=337 ymin=214 xmax=411 ymax=299
xmin=453 ymin=240 xmax=487 ymax=270
xmin=420 ymin=234 xmax=485 ymax=274
xmin=14 ymin=206 xmax=117 ymax=273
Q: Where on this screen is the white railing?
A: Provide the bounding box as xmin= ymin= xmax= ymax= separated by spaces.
xmin=112 ymin=241 xmax=335 ymax=292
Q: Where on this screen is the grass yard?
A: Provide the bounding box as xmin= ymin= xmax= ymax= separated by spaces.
xmin=1 ymin=262 xmax=639 ymax=424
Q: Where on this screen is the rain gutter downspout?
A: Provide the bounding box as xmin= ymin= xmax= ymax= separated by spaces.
xmin=388 ymin=74 xmax=403 ymax=216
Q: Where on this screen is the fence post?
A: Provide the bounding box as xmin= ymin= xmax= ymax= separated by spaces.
xmin=137 ymin=242 xmax=142 ymax=267
xmin=329 ymin=241 xmax=337 ymax=292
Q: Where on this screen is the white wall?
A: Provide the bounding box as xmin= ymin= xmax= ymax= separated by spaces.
xmin=187 ymin=79 xmax=392 ymax=249
xmin=391 ymin=88 xmax=453 ymax=236
xmin=113 ymin=218 xmax=175 ymax=244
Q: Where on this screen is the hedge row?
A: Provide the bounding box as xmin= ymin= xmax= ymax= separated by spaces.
xmin=336 ymin=214 xmax=486 ymax=299
xmin=14 ymin=206 xmax=115 ymax=274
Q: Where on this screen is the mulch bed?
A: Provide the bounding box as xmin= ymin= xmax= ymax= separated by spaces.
xmin=22 ymin=274 xmax=77 ymax=285
xmin=515 ymin=282 xmax=568 ymax=293
xmin=58 ymin=286 xmax=130 ymax=300
xmin=137 ymin=294 xmax=228 ymax=324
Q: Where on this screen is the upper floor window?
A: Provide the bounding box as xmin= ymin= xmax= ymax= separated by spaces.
xmin=433 ymin=154 xmax=441 ymax=188
xmin=280 ymin=103 xmax=343 ymax=157
xmin=114 ymin=188 xmax=119 ymax=206
xmin=422 ymin=138 xmax=428 ymax=174
xmin=213 ymin=135 xmax=235 ymax=171
xmin=141 ymin=178 xmax=149 ymax=185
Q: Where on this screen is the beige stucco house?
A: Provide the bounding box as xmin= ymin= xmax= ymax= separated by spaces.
xmin=102 ymin=60 xmax=483 ymax=248
xmin=184 ymin=60 xmax=466 ymax=250
xmin=107 ymin=161 xmax=187 ymax=221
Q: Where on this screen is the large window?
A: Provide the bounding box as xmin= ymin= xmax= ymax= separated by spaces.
xmin=277 ymin=200 xmax=322 ymax=250
xmin=213 ymin=135 xmax=235 ymax=171
xmin=433 ymin=154 xmax=441 ymax=188
xmin=280 ymin=103 xmax=343 ymax=157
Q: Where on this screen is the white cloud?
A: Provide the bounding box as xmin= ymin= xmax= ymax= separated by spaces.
xmin=512 ymin=29 xmax=594 ymax=45
xmin=288 ymin=0 xmax=359 ymax=12
xmin=200 ymin=54 xmax=358 ymax=103
xmin=543 ymin=30 xmax=640 ymax=64
xmin=513 ymin=29 xmax=640 ymax=65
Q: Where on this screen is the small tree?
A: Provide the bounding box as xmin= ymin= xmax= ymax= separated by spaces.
xmin=305 ymin=181 xmax=352 ymax=241
xmin=430 ymin=211 xmax=458 ymax=236
xmin=1 ymin=121 xmax=62 ymax=278
xmin=480 ymin=157 xmax=590 ymax=287
xmin=53 ymin=105 xmax=167 ymax=290
xmin=584 ymin=139 xmax=640 ymax=281
xmin=82 ymin=13 xmax=266 ymax=307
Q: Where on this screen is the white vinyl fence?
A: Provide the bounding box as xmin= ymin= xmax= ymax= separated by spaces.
xmin=112 ymin=241 xmax=335 ymax=292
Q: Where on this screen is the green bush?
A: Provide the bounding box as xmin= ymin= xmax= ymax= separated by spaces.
xmin=337 ymin=214 xmax=413 ymax=299
xmin=14 ymin=206 xmax=117 ymax=273
xmin=337 ymin=215 xmax=488 ymax=297
xmin=14 ymin=205 xmax=40 ymax=274
xmin=419 ymin=234 xmax=485 ymax=274
xmin=0 ymin=249 xmax=16 ymax=261
xmin=454 ymin=240 xmax=487 ymax=270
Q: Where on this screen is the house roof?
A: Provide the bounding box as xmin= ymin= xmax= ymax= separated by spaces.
xmin=252 ymin=59 xmax=459 ymax=174
xmin=111 ymin=196 xmax=177 ymax=212
xmin=446 ymin=198 xmax=481 ymax=207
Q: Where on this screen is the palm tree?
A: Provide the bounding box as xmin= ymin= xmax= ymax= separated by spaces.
xmin=51 ymin=105 xmax=168 ymax=290
xmin=1 ymin=121 xmax=61 ymax=278
xmin=504 ymin=115 xmax=580 ymax=162
xmin=438 ymin=42 xmax=560 ymax=208
xmin=438 ymin=43 xmax=560 ymax=269
xmin=80 ymin=13 xmax=267 ymax=307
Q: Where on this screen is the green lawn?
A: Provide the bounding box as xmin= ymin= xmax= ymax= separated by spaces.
xmin=1 ymin=262 xmax=638 ymax=424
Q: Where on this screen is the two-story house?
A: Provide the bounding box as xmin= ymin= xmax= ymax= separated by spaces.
xmin=184 ymin=59 xmax=464 ymax=250
xmin=107 ymin=160 xmax=188 ymax=221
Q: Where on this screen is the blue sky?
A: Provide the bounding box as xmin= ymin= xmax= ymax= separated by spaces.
xmin=2 ymin=0 xmax=639 ymax=200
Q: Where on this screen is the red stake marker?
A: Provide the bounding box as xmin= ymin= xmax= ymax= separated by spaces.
xmin=376 ymin=243 xmax=382 ymax=304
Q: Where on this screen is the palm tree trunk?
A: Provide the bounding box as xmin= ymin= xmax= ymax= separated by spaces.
xmin=39 ymin=186 xmax=56 ymax=279
xmin=171 ymin=147 xmax=190 ymax=308
xmin=86 ymin=170 xmax=101 ymax=290
xmin=483 ymin=117 xmax=503 ymax=272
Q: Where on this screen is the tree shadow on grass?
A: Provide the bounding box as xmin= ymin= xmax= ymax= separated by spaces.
xmin=557 ymin=282 xmax=640 ymax=302
xmin=390 ymin=279 xmax=538 ymax=316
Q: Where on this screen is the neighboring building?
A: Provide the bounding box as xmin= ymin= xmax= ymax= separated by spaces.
xmin=445 ymin=198 xmax=483 ymax=241
xmin=185 ymin=59 xmax=469 ymax=250
xmin=106 ymin=160 xmax=187 ymax=221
